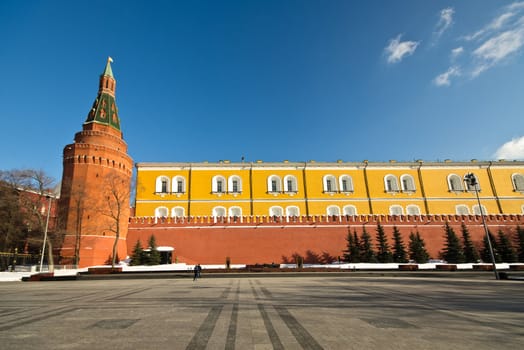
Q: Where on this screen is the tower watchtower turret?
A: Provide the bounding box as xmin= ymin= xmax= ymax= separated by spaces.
xmin=59 ymin=58 xmax=133 ymax=267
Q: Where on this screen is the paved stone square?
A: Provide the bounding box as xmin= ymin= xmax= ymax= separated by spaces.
xmin=0 ymin=275 xmax=523 ymax=349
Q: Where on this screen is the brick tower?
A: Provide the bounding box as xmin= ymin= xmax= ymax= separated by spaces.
xmin=59 ymin=58 xmax=133 ymax=267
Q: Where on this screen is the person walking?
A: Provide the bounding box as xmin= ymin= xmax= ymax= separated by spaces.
xmin=193 ymin=264 xmax=202 ymax=281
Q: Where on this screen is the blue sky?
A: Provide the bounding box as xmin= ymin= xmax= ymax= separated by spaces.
xmin=2 ymin=0 xmax=524 ymax=183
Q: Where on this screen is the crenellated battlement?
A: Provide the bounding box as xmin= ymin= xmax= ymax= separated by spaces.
xmin=129 ymin=214 xmax=524 ymax=227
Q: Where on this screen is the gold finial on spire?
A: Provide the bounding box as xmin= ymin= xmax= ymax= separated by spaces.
xmin=108 ymin=56 xmax=114 ymax=63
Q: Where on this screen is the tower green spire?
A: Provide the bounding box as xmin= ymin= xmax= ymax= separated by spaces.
xmin=84 ymin=57 xmax=121 ymax=131
xmin=102 ymin=57 xmax=114 ymax=78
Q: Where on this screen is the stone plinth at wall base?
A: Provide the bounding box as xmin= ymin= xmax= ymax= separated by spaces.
xmin=88 ymin=267 xmax=123 ymax=274
xmin=398 ymin=264 xmax=419 ymax=271
xmin=473 ymin=264 xmax=494 ymax=271
xmin=27 ymin=272 xmax=55 ymax=281
xmin=509 ymin=265 xmax=524 ymax=271
xmin=436 ymin=264 xmax=457 ymax=271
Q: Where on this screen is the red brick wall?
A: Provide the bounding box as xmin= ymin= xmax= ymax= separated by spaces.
xmin=126 ymin=215 xmax=524 ymax=265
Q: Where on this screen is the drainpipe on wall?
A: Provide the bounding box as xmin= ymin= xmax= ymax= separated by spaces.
xmin=187 ymin=165 xmax=192 ymax=217
xmin=486 ymin=161 xmax=503 ymax=214
xmin=302 ymin=162 xmax=310 ymax=217
xmin=417 ymin=160 xmax=430 ymax=214
xmin=249 ymin=163 xmax=254 ymax=216
xmin=363 ymin=160 xmax=373 ymax=214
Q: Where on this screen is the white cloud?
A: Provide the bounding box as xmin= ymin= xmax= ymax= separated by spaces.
xmin=385 ymin=34 xmax=420 ymax=64
xmin=451 ymin=47 xmax=464 ymax=60
xmin=435 ymin=7 xmax=454 ymax=38
xmin=508 ymin=1 xmax=524 ymax=11
xmin=433 ymin=66 xmax=461 ymax=86
xmin=472 ymin=28 xmax=524 ymax=75
xmin=494 ymin=136 xmax=524 ymax=160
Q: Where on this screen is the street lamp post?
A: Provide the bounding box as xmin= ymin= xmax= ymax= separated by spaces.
xmin=464 ymin=173 xmax=499 ymax=280
xmin=39 ymin=195 xmax=53 ymax=273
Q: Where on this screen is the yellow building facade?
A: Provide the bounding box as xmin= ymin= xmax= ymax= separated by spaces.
xmin=134 ymin=160 xmax=524 ymax=218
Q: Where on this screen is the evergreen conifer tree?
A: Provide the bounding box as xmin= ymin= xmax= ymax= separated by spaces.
xmin=130 ymin=239 xmax=143 ymax=266
xmin=392 ymin=225 xmax=408 ymax=263
xmin=352 ymin=230 xmax=361 ymax=263
xmin=145 ymin=234 xmax=161 ymax=265
xmin=516 ymin=226 xmax=524 ymax=262
xmin=497 ymin=230 xmax=517 ymax=263
xmin=408 ymin=231 xmax=429 ymax=263
xmin=343 ymin=229 xmax=354 ymax=262
xmin=360 ymin=227 xmax=376 ymax=263
xmin=441 ymin=222 xmax=465 ymax=263
xmin=460 ymin=223 xmax=480 ymax=263
xmin=375 ymin=223 xmax=393 ymax=263
xmin=481 ymin=230 xmax=501 ymax=263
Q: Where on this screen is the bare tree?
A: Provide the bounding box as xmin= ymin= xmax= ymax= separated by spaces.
xmin=99 ymin=172 xmax=132 ymax=268
xmin=0 ymin=169 xmax=57 ymax=270
xmin=59 ymin=177 xmax=90 ymax=266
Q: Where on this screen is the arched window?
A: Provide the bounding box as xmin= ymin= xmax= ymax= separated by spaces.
xmin=283 ymin=175 xmax=298 ymax=193
xmin=400 ymin=174 xmax=416 ymax=192
xmin=455 ymin=205 xmax=469 ymax=215
xmin=212 ymin=206 xmax=226 ymax=217
xmin=343 ymin=205 xmax=357 ymax=216
xmin=172 ymin=176 xmax=186 ymax=193
xmin=448 ymin=174 xmax=463 ymax=192
xmin=212 ymin=175 xmax=226 ymax=193
xmin=339 ymin=175 xmax=354 ymax=193
xmin=155 ymin=206 xmax=169 ymax=218
xmin=327 ymin=205 xmax=340 ymax=216
xmin=465 ymin=174 xmax=481 ymax=191
xmin=389 ymin=205 xmax=403 ymax=215
xmin=512 ymin=174 xmax=524 ymax=191
xmin=286 ymin=206 xmax=300 ymax=217
xmin=269 ymin=206 xmax=283 ymax=217
xmin=384 ymin=175 xmax=399 ymax=192
xmin=212 ymin=206 xmax=226 ymax=223
xmin=172 ymin=206 xmax=185 ymax=217
xmin=473 ymin=204 xmax=488 ymax=215
xmin=406 ymin=205 xmax=421 ymax=215
xmin=267 ymin=175 xmax=282 ymax=193
xmin=228 ymin=175 xmax=242 ymax=194
xmin=155 ymin=176 xmax=170 ymax=193
xmin=229 ymin=206 xmax=242 ymax=222
xmin=323 ymin=175 xmax=337 ymax=193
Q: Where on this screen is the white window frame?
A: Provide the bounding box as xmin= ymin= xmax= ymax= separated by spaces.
xmin=473 ymin=204 xmax=488 ymax=215
xmin=269 ymin=206 xmax=284 ymax=217
xmin=212 ymin=206 xmax=226 ymax=217
xmin=389 ymin=205 xmax=404 ymax=216
xmin=343 ymin=205 xmax=357 ymax=216
xmin=327 ymin=205 xmax=340 ymax=216
xmin=212 ymin=175 xmax=226 ymax=193
xmin=267 ymin=175 xmax=282 ymax=193
xmin=512 ymin=173 xmax=524 ymax=192
xmin=323 ymin=175 xmax=338 ymax=193
xmin=455 ymin=205 xmax=469 ymax=215
xmin=172 ymin=176 xmax=185 ymax=193
xmin=229 ymin=206 xmax=242 ymax=222
xmin=156 ymin=176 xmax=170 ymax=193
xmin=155 ymin=206 xmax=169 ymax=218
xmin=339 ymin=175 xmax=354 ymax=193
xmin=448 ymin=174 xmax=464 ymax=192
xmin=172 ymin=206 xmax=185 ymax=217
xmin=406 ymin=204 xmax=421 ymax=215
xmin=286 ymin=206 xmax=300 ymax=217
xmin=465 ymin=174 xmax=481 ymax=192
xmin=400 ymin=174 xmax=416 ymax=192
xmin=228 ymin=175 xmax=242 ymax=194
xmin=384 ymin=175 xmax=400 ymax=192
xmin=283 ymin=175 xmax=298 ymax=193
